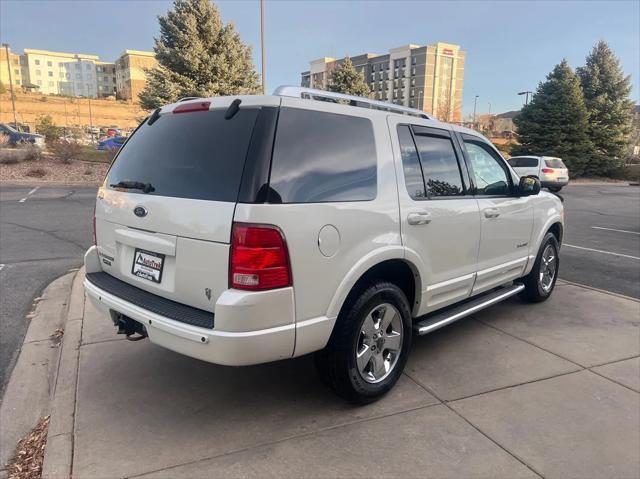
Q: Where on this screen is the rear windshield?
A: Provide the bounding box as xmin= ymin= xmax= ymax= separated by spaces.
xmin=509 ymin=157 xmax=538 ymax=167
xmin=544 ymin=158 xmax=566 ymax=169
xmin=106 ymin=108 xmax=259 ymax=201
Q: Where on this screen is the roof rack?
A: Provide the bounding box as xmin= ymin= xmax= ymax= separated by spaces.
xmin=273 ymin=85 xmax=431 ymax=120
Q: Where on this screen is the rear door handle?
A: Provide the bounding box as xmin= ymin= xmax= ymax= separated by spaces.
xmin=484 ymin=208 xmax=500 ymax=219
xmin=407 ymin=211 xmax=431 ymax=225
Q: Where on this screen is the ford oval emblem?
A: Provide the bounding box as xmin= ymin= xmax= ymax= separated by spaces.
xmin=133 ymin=206 xmax=147 ymax=218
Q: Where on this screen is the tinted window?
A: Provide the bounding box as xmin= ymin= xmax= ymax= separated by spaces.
xmin=106 ymin=109 xmax=259 ymax=202
xmin=397 ymin=125 xmax=425 ymax=199
xmin=464 ymin=140 xmax=511 ymax=196
xmin=269 ymin=108 xmax=376 ymax=203
xmin=510 ymin=157 xmax=538 ymax=167
xmin=544 ymin=158 xmax=566 ymax=169
xmin=412 ymin=131 xmax=464 ymax=197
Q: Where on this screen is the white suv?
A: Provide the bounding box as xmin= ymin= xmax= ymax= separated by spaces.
xmin=508 ymin=155 xmax=569 ymax=192
xmin=84 ymin=87 xmax=564 ymax=403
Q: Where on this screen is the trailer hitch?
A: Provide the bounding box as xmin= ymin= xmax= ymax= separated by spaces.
xmin=114 ymin=314 xmax=148 ymax=342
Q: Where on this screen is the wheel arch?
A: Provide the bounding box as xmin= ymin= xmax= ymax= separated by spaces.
xmin=326 ymin=248 xmax=422 ymax=320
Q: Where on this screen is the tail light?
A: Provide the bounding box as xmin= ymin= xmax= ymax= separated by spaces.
xmin=541 ymin=168 xmax=554 ymax=174
xmin=92 ymin=206 xmax=97 ymax=246
xmin=229 ymin=223 xmax=292 ymax=291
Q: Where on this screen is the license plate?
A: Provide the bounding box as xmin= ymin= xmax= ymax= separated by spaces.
xmin=132 ymin=249 xmax=165 ymax=283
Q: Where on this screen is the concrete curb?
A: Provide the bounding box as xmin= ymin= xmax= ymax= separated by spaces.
xmin=0 ymin=270 xmax=77 ymax=474
xmin=41 ymin=268 xmax=85 ymax=479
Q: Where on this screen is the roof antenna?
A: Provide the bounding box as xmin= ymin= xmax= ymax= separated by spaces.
xmin=225 ymin=99 xmax=242 ymax=120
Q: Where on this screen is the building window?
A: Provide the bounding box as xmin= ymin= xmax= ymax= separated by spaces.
xmin=35 ymin=59 xmax=40 ymax=65
xmin=411 ymin=88 xmax=415 ymax=97
xmin=86 ymin=64 xmax=91 ymax=70
xmin=410 ymin=100 xmax=415 ymax=107
xmin=15 ymin=79 xmax=20 ymax=85
xmin=47 ymin=61 xmax=52 ymax=67
xmin=411 ymin=78 xmax=416 ymax=86
xmin=59 ymin=62 xmax=64 ymax=67
xmin=35 ymin=69 xmax=41 ymax=76
xmin=37 ymin=80 xmax=42 ymax=86
xmin=60 ymin=72 xmax=65 ymax=78
xmin=14 ymin=69 xmax=19 ymax=75
xmin=76 ymin=73 xmax=81 ymax=80
xmin=48 ymin=81 xmax=54 ymax=87
xmin=411 ymin=67 xmax=416 ymax=76
xmin=412 ymin=56 xmax=417 ymax=65
xmin=75 ymin=63 xmax=80 ymax=70
xmin=48 ymin=71 xmax=53 ymax=77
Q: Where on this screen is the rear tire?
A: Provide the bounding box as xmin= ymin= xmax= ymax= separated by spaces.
xmin=519 ymin=232 xmax=559 ymax=303
xmin=548 ymin=187 xmax=563 ymax=192
xmin=315 ymin=281 xmax=412 ymax=403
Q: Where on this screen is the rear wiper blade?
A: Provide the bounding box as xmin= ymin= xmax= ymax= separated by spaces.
xmin=109 ymin=181 xmax=155 ymax=193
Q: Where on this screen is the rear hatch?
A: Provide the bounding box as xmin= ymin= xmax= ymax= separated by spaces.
xmin=94 ymin=97 xmax=278 ymax=313
xmin=541 ymin=157 xmax=569 ymax=182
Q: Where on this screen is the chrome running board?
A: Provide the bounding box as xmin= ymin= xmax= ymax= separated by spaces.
xmin=414 ymin=283 xmax=525 ymax=335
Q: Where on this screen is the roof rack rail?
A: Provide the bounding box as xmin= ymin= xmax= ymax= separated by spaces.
xmin=273 ymin=85 xmax=431 ymax=120
xmin=177 ymin=97 xmax=200 ymax=102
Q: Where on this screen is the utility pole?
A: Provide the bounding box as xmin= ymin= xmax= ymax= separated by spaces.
xmin=2 ymin=43 xmax=18 ymax=127
xmin=88 ymin=97 xmax=94 ymax=143
xmin=518 ymin=90 xmax=532 ymax=105
xmin=260 ymin=0 xmax=266 ymax=94
xmin=472 ymin=95 xmax=479 ymax=127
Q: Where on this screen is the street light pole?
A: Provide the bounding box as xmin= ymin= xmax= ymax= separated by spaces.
xmin=518 ymin=90 xmax=532 ymax=106
xmin=2 ymin=43 xmax=18 ymax=127
xmin=472 ymin=94 xmax=479 ymax=127
xmin=260 ymin=0 xmax=266 ymax=94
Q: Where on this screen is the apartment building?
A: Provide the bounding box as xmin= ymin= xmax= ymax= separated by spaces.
xmin=0 ymin=47 xmax=25 ymax=88
xmin=96 ymin=61 xmax=117 ymax=98
xmin=115 ymin=50 xmax=157 ymax=101
xmin=300 ymin=42 xmax=465 ymax=122
xmin=20 ymin=49 xmax=100 ymax=97
xmin=1 ymin=47 xmax=155 ymax=101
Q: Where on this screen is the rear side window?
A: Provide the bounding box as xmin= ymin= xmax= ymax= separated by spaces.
xmin=397 ymin=125 xmax=426 ymax=199
xmin=106 ymin=108 xmax=259 ymax=201
xmin=544 ymin=158 xmax=566 ymax=169
xmin=269 ymin=108 xmax=377 ymax=203
xmin=412 ymin=128 xmax=464 ymax=197
xmin=511 ymin=157 xmax=538 ymax=167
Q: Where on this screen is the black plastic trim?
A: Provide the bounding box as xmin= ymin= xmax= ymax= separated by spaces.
xmin=237 ymin=106 xmax=280 ymax=203
xmin=86 ymin=272 xmax=214 ymax=329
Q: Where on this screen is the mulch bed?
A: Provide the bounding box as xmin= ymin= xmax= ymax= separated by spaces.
xmin=0 ymin=157 xmax=108 ymax=185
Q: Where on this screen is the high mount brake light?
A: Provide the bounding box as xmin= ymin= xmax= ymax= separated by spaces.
xmin=229 ymin=223 xmax=292 ymax=291
xmin=173 ymin=101 xmax=211 ymax=114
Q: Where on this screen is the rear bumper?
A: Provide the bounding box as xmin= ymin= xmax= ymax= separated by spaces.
xmin=541 ymin=179 xmax=569 ymax=188
xmin=83 ymin=246 xmax=298 ymax=366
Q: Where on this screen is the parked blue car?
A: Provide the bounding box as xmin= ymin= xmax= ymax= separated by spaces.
xmin=0 ymin=123 xmax=45 ymax=147
xmin=97 ymin=136 xmax=127 ymax=151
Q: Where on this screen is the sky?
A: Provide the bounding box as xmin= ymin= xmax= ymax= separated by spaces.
xmin=1 ymin=0 xmax=638 ymax=116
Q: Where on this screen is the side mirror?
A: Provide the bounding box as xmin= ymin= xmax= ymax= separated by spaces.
xmin=517 ymin=175 xmax=541 ymax=196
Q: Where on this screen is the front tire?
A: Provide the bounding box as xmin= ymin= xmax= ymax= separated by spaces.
xmin=315 ymin=281 xmax=412 ymax=403
xmin=519 ymin=232 xmax=559 ymax=302
xmin=548 ymin=186 xmax=563 ymax=192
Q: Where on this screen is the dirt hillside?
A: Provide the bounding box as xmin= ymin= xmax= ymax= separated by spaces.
xmin=0 ymin=91 xmax=147 ymax=130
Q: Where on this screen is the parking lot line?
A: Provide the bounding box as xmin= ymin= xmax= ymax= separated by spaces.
xmin=563 ymin=243 xmax=640 ymax=261
xmin=591 ymin=226 xmax=640 ymax=235
xmin=18 ymin=186 xmax=40 ymax=203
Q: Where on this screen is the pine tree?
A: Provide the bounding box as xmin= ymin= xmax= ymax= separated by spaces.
xmin=577 ymin=41 xmax=634 ymax=173
xmin=139 ymin=0 xmax=261 ymax=110
xmin=513 ymin=60 xmax=593 ymax=176
xmin=327 ymin=57 xmax=371 ymax=98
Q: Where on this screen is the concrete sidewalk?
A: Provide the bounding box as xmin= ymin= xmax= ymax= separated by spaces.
xmin=43 ymin=271 xmax=639 ymax=478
